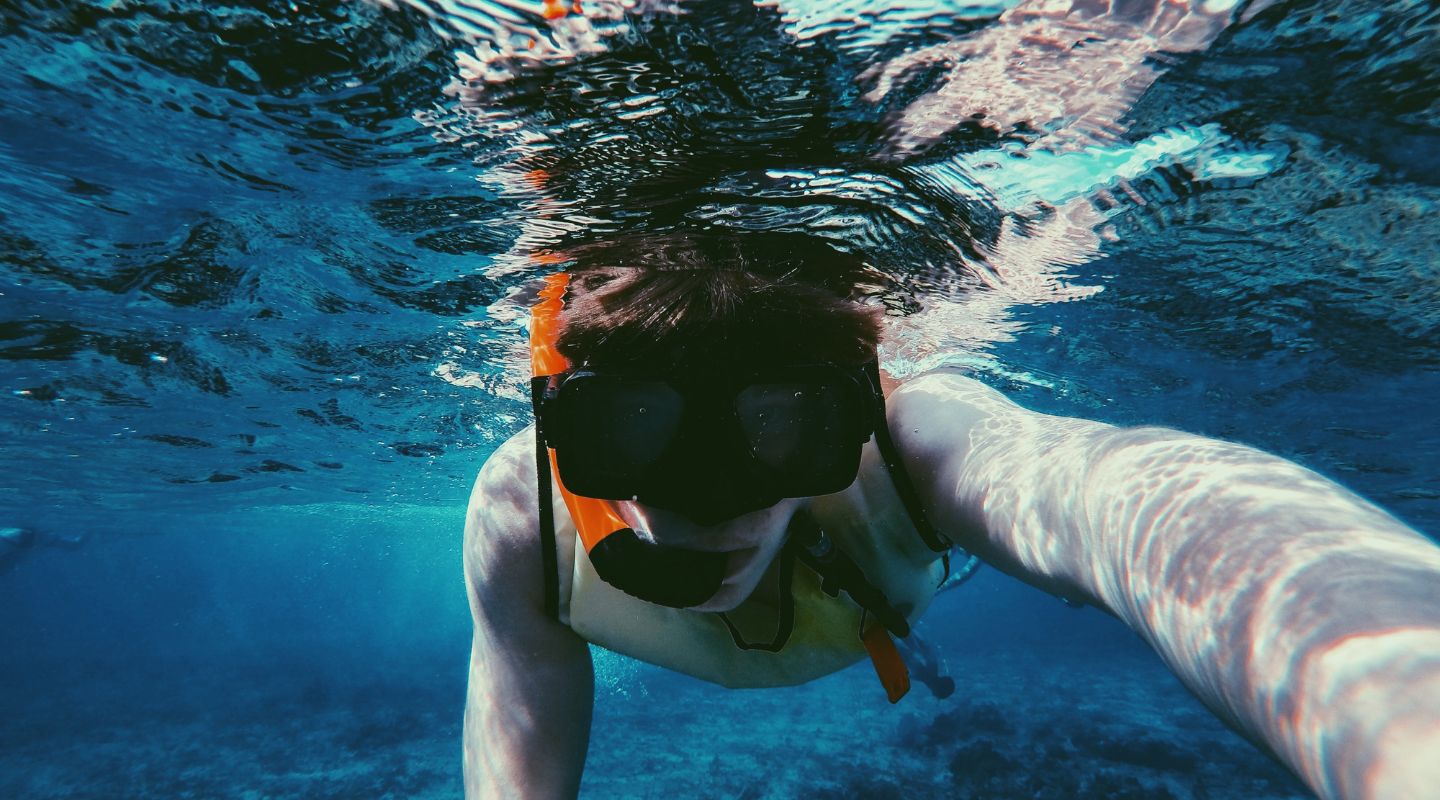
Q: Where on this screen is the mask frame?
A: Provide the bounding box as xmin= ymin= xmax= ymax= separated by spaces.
xmin=536 ymin=361 xmax=884 ymax=521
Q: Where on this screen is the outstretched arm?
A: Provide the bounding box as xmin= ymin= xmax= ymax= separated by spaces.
xmin=463 ymin=434 xmax=594 ymax=800
xmin=890 ymin=371 xmax=1440 ymax=800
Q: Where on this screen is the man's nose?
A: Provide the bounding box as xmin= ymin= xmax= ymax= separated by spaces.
xmin=678 ymin=500 xmax=748 ymax=527
xmin=658 ymin=479 xmax=776 ymax=526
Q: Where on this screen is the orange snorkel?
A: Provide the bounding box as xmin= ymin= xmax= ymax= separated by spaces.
xmin=529 ymin=272 xmax=634 ymax=557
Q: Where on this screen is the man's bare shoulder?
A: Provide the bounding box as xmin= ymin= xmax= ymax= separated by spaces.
xmin=464 ymin=428 xmax=541 ymax=592
xmin=471 ymin=428 xmax=539 ymax=518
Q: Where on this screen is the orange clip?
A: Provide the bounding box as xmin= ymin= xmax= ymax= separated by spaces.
xmin=862 ymin=625 xmax=911 ymax=704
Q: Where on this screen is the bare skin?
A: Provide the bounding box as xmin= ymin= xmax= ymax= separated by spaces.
xmin=463 ymin=370 xmax=1440 ymax=800
xmin=890 ymin=371 xmax=1440 ymax=800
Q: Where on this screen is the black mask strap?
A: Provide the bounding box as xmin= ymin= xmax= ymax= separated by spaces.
xmin=718 ymin=545 xmax=797 ymax=652
xmin=865 ymin=362 xmax=952 ymax=554
xmin=532 ymin=377 xmax=562 ymax=622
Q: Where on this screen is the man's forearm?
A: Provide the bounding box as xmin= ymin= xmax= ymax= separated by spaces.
xmin=890 ymin=372 xmax=1440 ymax=799
xmin=1077 ymin=426 xmax=1440 ymax=800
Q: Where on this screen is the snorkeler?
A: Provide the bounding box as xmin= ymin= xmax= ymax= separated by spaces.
xmin=464 ymin=260 xmax=1440 ymax=800
xmin=447 ymin=1 xmax=1439 ymax=798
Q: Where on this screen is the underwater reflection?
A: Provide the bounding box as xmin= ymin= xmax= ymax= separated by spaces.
xmin=407 ymin=0 xmax=1289 ymax=387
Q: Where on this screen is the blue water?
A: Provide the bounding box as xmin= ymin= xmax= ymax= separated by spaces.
xmin=1 ymin=0 xmax=1436 ymax=797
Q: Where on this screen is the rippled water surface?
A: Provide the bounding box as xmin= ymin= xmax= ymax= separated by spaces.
xmin=2 ymin=0 xmax=1437 ymax=533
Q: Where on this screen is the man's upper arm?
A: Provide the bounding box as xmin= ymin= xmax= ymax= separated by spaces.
xmin=463 ymin=433 xmax=593 ymax=800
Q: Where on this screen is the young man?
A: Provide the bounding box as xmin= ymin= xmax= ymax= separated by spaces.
xmin=463 ymin=264 xmax=1440 ymax=800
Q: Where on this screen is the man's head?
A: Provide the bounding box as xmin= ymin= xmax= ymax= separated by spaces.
xmin=539 ymin=234 xmax=885 ymax=526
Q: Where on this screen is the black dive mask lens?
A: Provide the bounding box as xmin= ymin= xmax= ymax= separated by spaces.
xmin=635 ymin=478 xmax=782 ymax=527
xmin=541 ymin=362 xmax=880 ymax=515
xmin=734 ymin=379 xmax=867 ymax=495
xmin=546 ymin=373 xmax=685 ymax=500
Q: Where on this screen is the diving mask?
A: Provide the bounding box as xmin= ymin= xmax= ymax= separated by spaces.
xmin=535 ymin=360 xmax=882 ymax=524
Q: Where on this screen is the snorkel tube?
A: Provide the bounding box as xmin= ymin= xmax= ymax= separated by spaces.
xmin=530 ymin=273 xmax=729 ymax=609
xmin=530 ymin=273 xmax=631 ymax=555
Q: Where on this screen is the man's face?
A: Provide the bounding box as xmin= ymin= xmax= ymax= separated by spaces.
xmin=594 ymin=361 xmax=890 ymax=612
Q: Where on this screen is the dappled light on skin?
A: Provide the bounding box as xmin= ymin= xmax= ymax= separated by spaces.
xmin=889 ymin=371 xmax=1440 ymax=799
xmin=1074 ymin=429 xmax=1440 ymax=797
xmin=1298 ymin=629 xmax=1440 ymax=799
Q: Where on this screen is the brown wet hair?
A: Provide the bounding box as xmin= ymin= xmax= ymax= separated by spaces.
xmin=552 ymin=233 xmax=883 ymax=370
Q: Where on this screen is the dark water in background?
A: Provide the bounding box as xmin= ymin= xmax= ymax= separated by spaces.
xmin=0 ymin=0 xmax=1436 ymax=797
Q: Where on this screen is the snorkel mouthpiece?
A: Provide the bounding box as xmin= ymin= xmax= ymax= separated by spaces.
xmin=587 ymin=532 xmax=729 ymax=608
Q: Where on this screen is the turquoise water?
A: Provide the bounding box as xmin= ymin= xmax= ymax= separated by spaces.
xmin=1 ymin=0 xmax=1436 ymax=797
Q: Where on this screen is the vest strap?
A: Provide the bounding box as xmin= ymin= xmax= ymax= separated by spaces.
xmin=717 ymin=546 xmax=797 ymax=652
